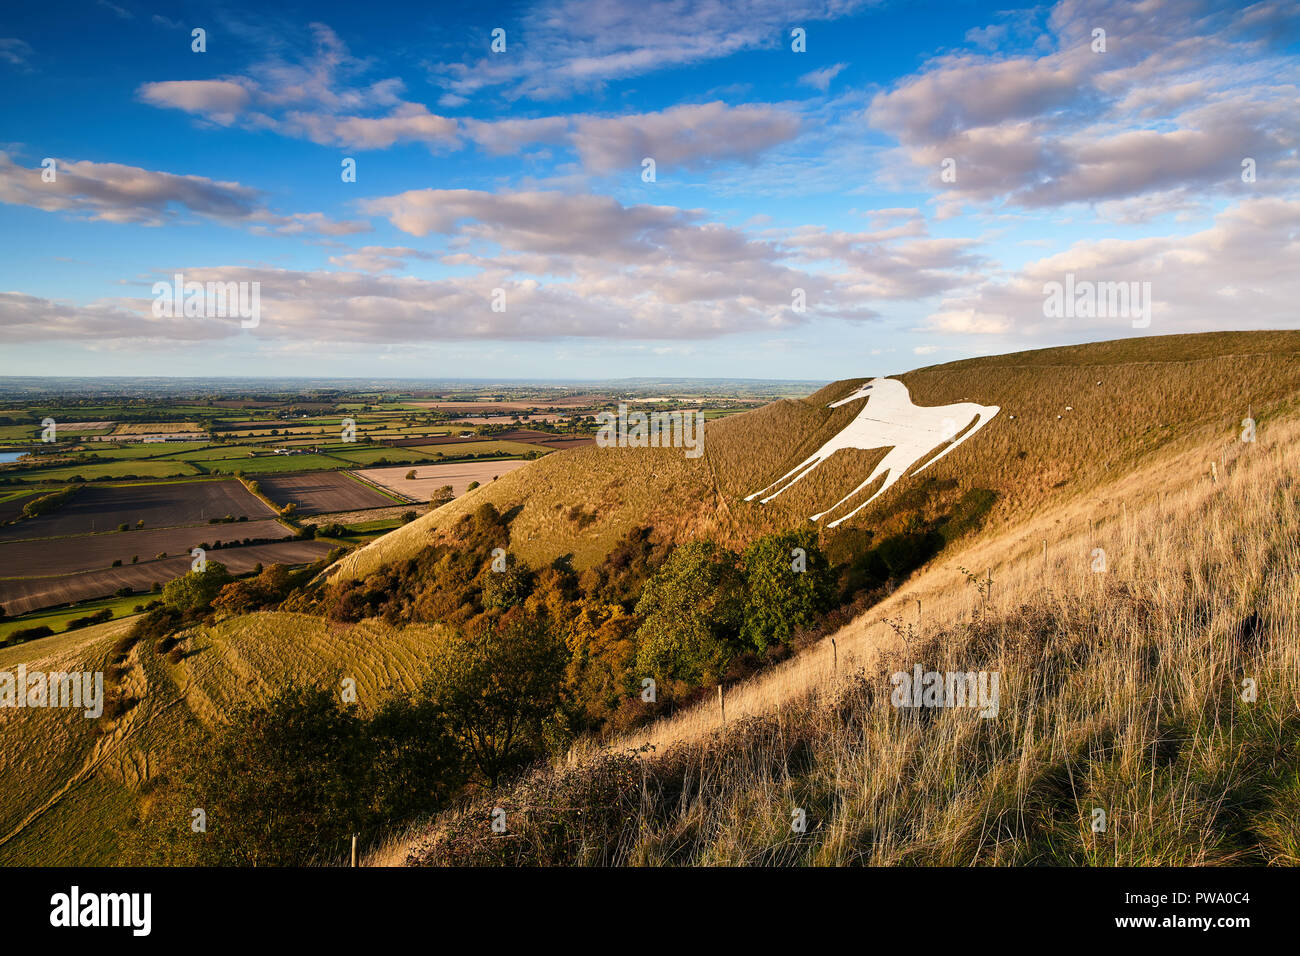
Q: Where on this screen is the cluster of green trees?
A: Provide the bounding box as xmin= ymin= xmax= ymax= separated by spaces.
xmin=19 ymin=483 xmax=81 ymax=519
xmin=633 ymin=530 xmax=835 ymax=686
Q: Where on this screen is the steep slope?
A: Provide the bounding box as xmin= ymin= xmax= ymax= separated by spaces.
xmin=330 ymin=330 xmax=1300 ymax=586
xmin=382 ymin=391 xmax=1300 ymax=866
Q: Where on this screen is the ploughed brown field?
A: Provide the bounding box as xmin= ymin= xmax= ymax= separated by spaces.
xmin=0 ymin=493 xmax=39 ymax=525
xmin=0 ymin=539 xmax=335 ymax=615
xmin=253 ymin=471 xmax=398 ymax=516
xmin=0 ymin=479 xmax=274 ymax=542
xmin=0 ymin=518 xmax=291 ymax=577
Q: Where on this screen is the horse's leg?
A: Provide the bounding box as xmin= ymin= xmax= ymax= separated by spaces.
xmin=811 ymin=457 xmax=899 ymax=523
xmin=746 ymin=451 xmax=826 ymax=502
xmin=912 ymin=406 xmax=999 ymax=476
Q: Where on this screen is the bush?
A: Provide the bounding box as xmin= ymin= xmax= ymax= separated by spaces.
xmin=66 ymin=608 xmax=113 ymax=631
xmin=482 ymin=557 xmax=532 ymax=610
xmin=425 ymin=610 xmax=569 ymax=786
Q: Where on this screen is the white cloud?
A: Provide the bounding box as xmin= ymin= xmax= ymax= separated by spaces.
xmin=798 ymin=63 xmax=848 ymax=91
xmin=0 ymin=152 xmax=368 ymax=235
xmin=923 ymin=198 xmax=1300 ymax=336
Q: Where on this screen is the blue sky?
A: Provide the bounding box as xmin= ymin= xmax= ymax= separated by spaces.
xmin=1 ymin=0 xmax=1297 ymax=380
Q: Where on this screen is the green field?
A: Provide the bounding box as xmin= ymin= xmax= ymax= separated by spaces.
xmin=155 ymin=443 xmax=269 ymax=461
xmin=71 ymin=442 xmax=209 ymax=459
xmin=0 ymin=592 xmax=145 ymax=642
xmin=212 ymin=454 xmax=351 ymax=475
xmin=4 ymin=460 xmax=200 ymax=481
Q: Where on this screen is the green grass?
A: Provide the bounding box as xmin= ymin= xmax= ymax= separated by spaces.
xmin=4 ymin=460 xmax=200 ymax=481
xmin=0 ymin=592 xmax=145 ymax=641
xmin=155 ymin=443 xmax=269 ymax=461
xmin=346 ymin=518 xmax=406 ymax=533
xmin=214 ymin=454 xmax=350 ymax=475
xmin=72 ymin=442 xmax=209 ymax=459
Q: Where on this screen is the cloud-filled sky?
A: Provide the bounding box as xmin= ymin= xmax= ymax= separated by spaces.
xmin=0 ymin=0 xmax=1297 ymax=380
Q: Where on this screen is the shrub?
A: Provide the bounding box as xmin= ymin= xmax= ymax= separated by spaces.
xmin=122 ymin=683 xmax=463 ymax=866
xmin=424 ymin=610 xmax=569 ymax=786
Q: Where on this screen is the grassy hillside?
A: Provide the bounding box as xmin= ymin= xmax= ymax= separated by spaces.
xmin=384 ymin=394 xmax=1300 ymax=866
xmin=330 ymin=331 xmax=1300 ymax=585
xmin=0 ymin=610 xmax=449 ymax=865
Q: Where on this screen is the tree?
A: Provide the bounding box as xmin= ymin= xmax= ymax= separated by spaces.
xmin=467 ymin=480 xmax=480 ymax=491
xmin=161 ymin=562 xmax=233 ymax=613
xmin=405 ymin=469 xmax=417 ymax=480
xmin=633 ymin=540 xmax=744 ymax=686
xmin=482 ymin=556 xmax=531 ymax=610
xmin=430 ymin=485 xmax=455 ymax=507
xmin=423 ymin=610 xmax=569 ymax=786
xmin=740 ymin=529 xmax=835 ymax=652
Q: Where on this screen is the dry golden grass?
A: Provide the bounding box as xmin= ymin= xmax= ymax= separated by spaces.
xmin=606 ymin=399 xmax=1297 ymax=755
xmin=392 ymin=402 xmax=1300 ymax=866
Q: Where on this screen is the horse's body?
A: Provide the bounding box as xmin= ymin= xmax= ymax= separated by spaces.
xmin=745 ymin=378 xmax=1000 ymax=528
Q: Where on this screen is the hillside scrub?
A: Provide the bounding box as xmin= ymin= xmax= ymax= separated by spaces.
xmin=312 ymin=506 xmax=847 ymax=738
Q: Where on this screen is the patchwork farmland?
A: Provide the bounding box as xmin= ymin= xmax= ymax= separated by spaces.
xmin=0 ymin=518 xmax=291 ymax=577
xmin=0 ymin=479 xmax=274 ymax=542
xmin=0 ymin=383 xmax=768 ymax=641
xmin=0 ymin=539 xmax=334 ymax=615
xmin=0 ymin=478 xmax=292 ymax=616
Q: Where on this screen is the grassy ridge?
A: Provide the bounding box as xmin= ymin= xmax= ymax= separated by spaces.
xmin=332 ymin=331 xmax=1300 ymax=585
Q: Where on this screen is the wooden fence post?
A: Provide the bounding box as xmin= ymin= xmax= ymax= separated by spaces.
xmin=351 ymin=833 xmax=357 ymax=868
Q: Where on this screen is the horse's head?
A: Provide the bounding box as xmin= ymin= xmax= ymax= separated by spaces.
xmin=828 ymin=377 xmax=900 ymax=408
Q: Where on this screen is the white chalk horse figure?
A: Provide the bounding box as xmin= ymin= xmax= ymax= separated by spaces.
xmin=745 ymin=378 xmax=999 ymax=529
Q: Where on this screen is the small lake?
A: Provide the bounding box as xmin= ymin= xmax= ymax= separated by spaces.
xmin=0 ymin=452 xmax=28 ymax=463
